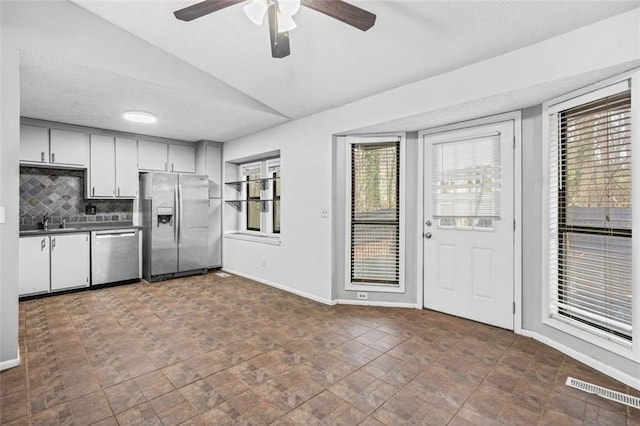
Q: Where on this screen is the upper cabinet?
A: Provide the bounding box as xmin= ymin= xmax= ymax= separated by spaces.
xmin=205 ymin=145 xmax=222 ymax=198
xmin=88 ymin=135 xmax=138 ymax=199
xmin=20 ymin=125 xmax=49 ymax=163
xmin=138 ymin=140 xmax=195 ymax=173
xmin=138 ymin=140 xmax=168 ymax=171
xmin=169 ymin=144 xmax=196 ymax=173
xmin=50 ymin=129 xmax=87 ymax=167
xmin=20 ymin=125 xmax=87 ymax=168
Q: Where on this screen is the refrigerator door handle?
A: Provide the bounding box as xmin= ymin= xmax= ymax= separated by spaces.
xmin=174 ymin=183 xmax=179 ymax=244
xmin=178 ymin=184 xmax=184 ymax=245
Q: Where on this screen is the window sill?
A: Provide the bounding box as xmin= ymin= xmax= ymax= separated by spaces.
xmin=543 ymin=317 xmax=636 ymax=362
xmin=224 ymin=232 xmax=281 ymax=246
xmin=345 ymin=283 xmax=405 ymax=294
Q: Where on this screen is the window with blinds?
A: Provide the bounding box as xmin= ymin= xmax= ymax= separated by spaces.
xmin=432 ymin=134 xmax=501 ymax=230
xmin=549 ymin=87 xmax=632 ymax=341
xmin=350 ymin=142 xmax=400 ymax=286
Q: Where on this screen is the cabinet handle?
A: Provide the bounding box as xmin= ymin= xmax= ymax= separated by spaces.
xmin=41 ymin=152 xmax=45 ymax=162
xmin=172 ymin=163 xmax=174 ymax=172
xmin=165 ymin=162 xmax=167 ymax=171
xmin=92 ymin=187 xmax=95 ymax=196
xmin=51 ymin=237 xmax=56 ymax=250
xmin=117 ymin=187 xmax=120 ymax=197
xmin=41 ymin=238 xmax=46 ymax=251
xmin=51 ymin=152 xmax=55 ymax=163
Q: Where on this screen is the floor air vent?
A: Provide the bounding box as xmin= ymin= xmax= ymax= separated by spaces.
xmin=566 ymin=377 xmax=640 ymax=409
xmin=215 ymin=272 xmax=231 ymax=278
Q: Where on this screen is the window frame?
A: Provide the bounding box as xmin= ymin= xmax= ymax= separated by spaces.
xmin=542 ymin=71 xmax=640 ymax=361
xmin=239 ymin=159 xmax=280 ymax=237
xmin=344 ymin=135 xmax=406 ymax=294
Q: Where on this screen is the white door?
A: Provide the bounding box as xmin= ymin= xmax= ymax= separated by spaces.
xmin=115 ymin=138 xmax=139 ymax=198
xmin=423 ymin=120 xmax=514 ymax=329
xmin=169 ymin=144 xmax=196 ymax=173
xmin=50 ymin=233 xmax=90 ymax=291
xmin=89 ymin=135 xmax=115 ymax=197
xmin=50 ymin=129 xmax=87 ymax=167
xmin=138 ymin=140 xmax=168 ymax=171
xmin=20 ymin=125 xmax=49 ymax=164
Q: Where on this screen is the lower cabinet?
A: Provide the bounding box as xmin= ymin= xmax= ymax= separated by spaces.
xmin=19 ymin=233 xmax=90 ymax=296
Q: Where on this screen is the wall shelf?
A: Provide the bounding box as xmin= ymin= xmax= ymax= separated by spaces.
xmin=225 ymin=177 xmax=280 ymax=191
xmin=224 ymin=199 xmax=274 ymax=211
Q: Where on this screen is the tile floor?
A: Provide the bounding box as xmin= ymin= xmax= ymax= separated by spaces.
xmin=1 ymin=272 xmax=638 ymax=425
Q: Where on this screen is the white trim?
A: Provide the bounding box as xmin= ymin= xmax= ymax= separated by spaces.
xmin=344 ymin=133 xmax=406 ymax=294
xmin=0 ymin=347 xmax=20 ymax=371
xmin=222 ymin=268 xmax=336 ymax=305
xmin=521 ymin=329 xmax=640 ymax=391
xmin=335 ymin=299 xmax=420 ymax=309
xmin=417 ymin=111 xmax=523 ymax=332
xmin=542 ymin=70 xmax=639 ymax=361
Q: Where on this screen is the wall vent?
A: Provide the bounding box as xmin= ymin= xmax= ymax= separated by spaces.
xmin=566 ymin=377 xmax=640 ymax=409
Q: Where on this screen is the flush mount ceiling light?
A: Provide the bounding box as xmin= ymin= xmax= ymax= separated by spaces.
xmin=123 ymin=111 xmax=157 ymax=124
xmin=174 ymin=0 xmax=376 ymax=59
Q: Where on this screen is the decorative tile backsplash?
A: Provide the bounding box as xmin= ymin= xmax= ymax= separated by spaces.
xmin=20 ymin=167 xmax=133 ymax=226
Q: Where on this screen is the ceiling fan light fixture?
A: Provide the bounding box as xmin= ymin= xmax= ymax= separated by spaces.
xmin=123 ymin=111 xmax=157 ymax=124
xmin=244 ymin=0 xmax=269 ymax=25
xmin=276 ymin=11 xmax=296 ymax=33
xmin=277 ymin=0 xmax=300 ymax=16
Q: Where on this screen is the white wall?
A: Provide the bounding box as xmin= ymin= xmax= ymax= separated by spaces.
xmin=0 ymin=1 xmax=22 ymax=369
xmin=222 ymin=8 xmax=640 ymax=387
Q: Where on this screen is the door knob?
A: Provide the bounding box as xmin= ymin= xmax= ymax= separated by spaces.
xmin=425 ymin=220 xmax=432 ymax=227
xmin=424 ymin=232 xmax=432 ymax=239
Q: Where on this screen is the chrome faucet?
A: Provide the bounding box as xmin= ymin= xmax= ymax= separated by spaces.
xmin=42 ymin=213 xmax=50 ymax=230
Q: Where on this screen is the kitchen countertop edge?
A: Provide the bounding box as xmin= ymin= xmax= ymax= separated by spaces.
xmin=20 ymin=224 xmax=143 ymax=237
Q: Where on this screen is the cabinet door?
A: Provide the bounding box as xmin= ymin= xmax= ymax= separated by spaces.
xmin=138 ymin=140 xmax=168 ymax=171
xmin=20 ymin=125 xmax=49 ymax=164
xmin=208 ymin=199 xmax=222 ymax=268
xmin=89 ymin=135 xmax=115 ymax=198
xmin=115 ymin=138 xmax=139 ymax=198
xmin=50 ymin=129 xmax=87 ymax=167
xmin=50 ymin=233 xmax=90 ymax=291
xmin=169 ymin=144 xmax=195 ymax=173
xmin=206 ymin=145 xmax=222 ymax=198
xmin=19 ymin=237 xmax=50 ymax=296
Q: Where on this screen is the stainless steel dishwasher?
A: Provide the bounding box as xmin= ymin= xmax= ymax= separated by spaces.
xmin=91 ymin=229 xmax=139 ymax=286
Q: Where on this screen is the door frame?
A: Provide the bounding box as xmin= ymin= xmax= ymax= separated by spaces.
xmin=416 ymin=111 xmax=523 ymax=333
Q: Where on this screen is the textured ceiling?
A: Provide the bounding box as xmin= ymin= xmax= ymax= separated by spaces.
xmin=13 ymin=0 xmax=640 ymax=142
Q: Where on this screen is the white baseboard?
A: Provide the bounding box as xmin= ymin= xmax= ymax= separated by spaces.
xmin=0 ymin=346 xmax=20 ymax=371
xmin=521 ymin=329 xmax=640 ymax=391
xmin=221 ymin=269 xmax=336 ymax=306
xmin=335 ymin=299 xmax=419 ymax=309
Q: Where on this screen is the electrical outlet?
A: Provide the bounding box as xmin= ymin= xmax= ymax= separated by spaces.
xmin=356 ymin=292 xmax=368 ymax=300
xmin=261 ymin=257 xmax=266 ymax=267
xmin=321 ymin=208 xmax=329 ymax=218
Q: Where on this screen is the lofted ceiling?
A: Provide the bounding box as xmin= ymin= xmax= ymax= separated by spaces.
xmin=15 ymin=0 xmax=640 ymax=142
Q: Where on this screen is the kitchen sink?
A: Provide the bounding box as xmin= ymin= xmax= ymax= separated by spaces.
xmin=20 ymin=227 xmax=85 ymax=234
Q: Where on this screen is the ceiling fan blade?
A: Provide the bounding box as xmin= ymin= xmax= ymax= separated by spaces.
xmin=268 ymin=4 xmax=291 ymax=58
xmin=174 ymin=0 xmax=245 ymax=21
xmin=301 ymin=0 xmax=375 ymax=31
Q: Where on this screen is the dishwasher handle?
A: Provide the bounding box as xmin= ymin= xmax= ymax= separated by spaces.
xmin=95 ymin=231 xmax=137 ymax=238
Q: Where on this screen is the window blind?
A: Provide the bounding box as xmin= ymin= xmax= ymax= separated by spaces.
xmin=350 ymin=142 xmax=400 ymax=285
xmin=549 ymin=88 xmax=632 ymax=340
xmin=432 ymin=134 xmax=501 ymax=218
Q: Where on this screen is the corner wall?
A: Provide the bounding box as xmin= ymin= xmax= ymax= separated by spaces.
xmin=0 ymin=1 xmax=21 ymax=369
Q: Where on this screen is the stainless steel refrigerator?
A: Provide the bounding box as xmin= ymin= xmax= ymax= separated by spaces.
xmin=140 ymin=172 xmax=209 ymax=281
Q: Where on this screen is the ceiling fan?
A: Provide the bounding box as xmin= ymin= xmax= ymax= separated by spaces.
xmin=173 ymin=0 xmax=376 ymax=58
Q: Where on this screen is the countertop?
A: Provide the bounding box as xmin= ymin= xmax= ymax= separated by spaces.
xmin=20 ymin=222 xmax=143 ymax=237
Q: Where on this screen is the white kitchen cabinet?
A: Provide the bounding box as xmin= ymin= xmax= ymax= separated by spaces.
xmin=205 ymin=145 xmax=222 ymax=198
xmin=89 ymin=134 xmax=116 ymax=197
xmin=138 ymin=140 xmax=168 ymax=171
xmin=19 ymin=236 xmax=51 ymax=296
xmin=50 ymin=233 xmax=90 ymax=291
xmin=169 ymin=144 xmax=195 ymax=173
xmin=115 ymin=138 xmax=139 ymax=197
xmin=20 ymin=125 xmax=49 ymax=164
xmin=208 ymin=199 xmax=222 ymax=267
xmin=88 ymin=135 xmax=138 ymax=198
xmin=50 ymin=129 xmax=87 ymax=167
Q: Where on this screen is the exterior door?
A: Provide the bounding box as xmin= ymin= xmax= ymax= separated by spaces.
xmin=423 ymin=120 xmax=514 ymax=329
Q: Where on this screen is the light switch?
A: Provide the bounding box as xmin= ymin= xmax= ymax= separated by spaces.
xmin=321 ymin=208 xmax=329 ymax=218
xmin=0 ymin=206 xmax=4 ymax=224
